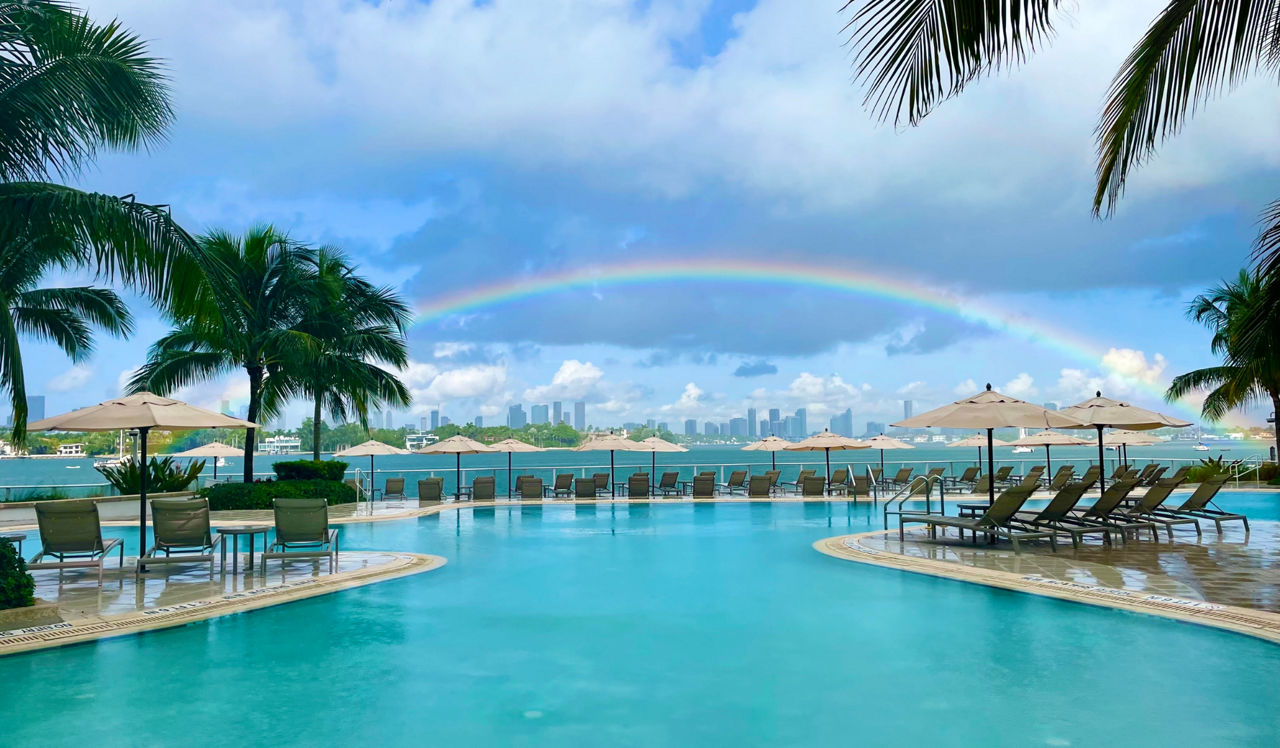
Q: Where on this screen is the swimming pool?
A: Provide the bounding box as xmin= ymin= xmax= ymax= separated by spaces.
xmin=4 ymin=498 xmax=1280 ymax=746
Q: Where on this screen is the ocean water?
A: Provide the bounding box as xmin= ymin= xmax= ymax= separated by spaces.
xmin=3 ymin=498 xmax=1279 ymax=746
xmin=1 ymin=441 xmax=1268 ymax=499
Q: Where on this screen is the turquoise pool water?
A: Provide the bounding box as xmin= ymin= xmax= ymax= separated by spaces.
xmin=4 ymin=498 xmax=1280 ymax=746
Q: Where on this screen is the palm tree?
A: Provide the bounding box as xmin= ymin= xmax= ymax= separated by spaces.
xmin=280 ymin=248 xmax=412 ymax=461
xmin=1167 ymin=270 xmax=1280 ymax=460
xmin=842 ymin=2 xmax=1280 ymax=218
xmin=128 ymin=226 xmax=316 ymax=481
xmin=0 ymin=1 xmax=199 ymax=440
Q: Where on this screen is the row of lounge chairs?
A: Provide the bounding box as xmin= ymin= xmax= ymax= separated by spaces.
xmin=899 ymin=474 xmax=1240 ymax=552
xmin=24 ymin=497 xmax=340 ymax=586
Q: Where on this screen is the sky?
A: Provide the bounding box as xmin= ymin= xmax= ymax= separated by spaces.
xmin=28 ymin=0 xmax=1280 ymax=432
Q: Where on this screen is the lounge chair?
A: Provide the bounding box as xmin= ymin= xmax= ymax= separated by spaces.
xmin=592 ymin=472 xmax=611 ymax=496
xmin=970 ymin=474 xmax=992 ymax=496
xmin=261 ymin=498 xmax=339 ymax=574
xmin=946 ymin=466 xmax=981 ymax=490
xmin=627 ymin=473 xmax=650 ymax=498
xmin=801 ymin=476 xmax=827 ymax=498
xmin=657 ymin=471 xmax=682 ymax=497
xmin=1118 ymin=479 xmax=1201 ymax=539
xmin=1110 ymin=465 xmax=1129 ymax=481
xmin=552 ymin=473 xmax=574 ymax=498
xmin=782 ymin=469 xmax=817 ymax=494
xmin=1015 ymin=470 xmax=1043 ymax=494
xmin=520 ymin=476 xmax=544 ymax=500
xmin=28 ymin=501 xmax=125 ymax=584
xmin=1140 ymin=465 xmax=1168 ymax=487
xmin=747 ymin=475 xmax=771 ymax=498
xmin=1011 ymin=483 xmax=1108 ymax=548
xmin=1046 ymin=466 xmax=1075 ymax=491
xmin=1135 ymin=463 xmax=1160 ymax=484
xmin=1164 ymin=465 xmax=1191 ymax=487
xmin=692 ymin=475 xmax=715 ymax=499
xmin=886 ymin=467 xmax=914 ymax=489
xmin=898 ymin=486 xmax=1053 ymax=553
xmin=574 ymin=478 xmax=597 ymax=499
xmin=1066 ymin=479 xmax=1157 ymax=542
xmin=381 ymin=477 xmax=406 ymax=501
xmin=471 ymin=476 xmax=496 ymax=502
xmin=869 ymin=467 xmax=883 ymax=483
xmin=721 ymin=470 xmax=748 ymax=495
xmin=992 ymin=466 xmax=1013 ymax=484
xmin=417 ymin=478 xmax=444 ymax=502
xmin=139 ymin=498 xmax=224 ymax=575
xmin=924 ymin=467 xmax=945 ymax=482
xmin=826 ymin=468 xmax=850 ymax=496
xmin=344 ymin=478 xmax=365 ymax=501
xmin=1154 ymin=474 xmax=1245 ymax=532
xmin=851 ymin=474 xmax=874 ymax=501
xmin=765 ymin=470 xmax=781 ymax=493
xmin=1076 ymin=465 xmax=1101 ymax=492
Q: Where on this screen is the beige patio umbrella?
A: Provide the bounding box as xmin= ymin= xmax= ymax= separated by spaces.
xmin=168 ymin=440 xmax=242 ymax=480
xmin=783 ymin=429 xmax=870 ymax=479
xmin=894 ymin=384 xmax=1084 ymax=504
xmin=1059 ymin=391 xmax=1191 ymax=493
xmin=947 ymin=433 xmax=1012 ymax=467
xmin=488 ymin=438 xmax=547 ymax=498
xmin=863 ymin=434 xmax=914 ymax=477
xmin=741 ymin=435 xmax=793 ymax=470
xmin=1104 ymin=429 xmax=1161 ymax=467
xmin=636 ymin=435 xmax=689 ymax=478
xmin=28 ymin=392 xmax=258 ymax=567
xmin=416 ymin=434 xmax=497 ymax=500
xmin=1007 ymin=430 xmax=1091 ymax=476
xmin=335 ymin=440 xmax=410 ymax=498
xmin=574 ymin=433 xmax=644 ymax=497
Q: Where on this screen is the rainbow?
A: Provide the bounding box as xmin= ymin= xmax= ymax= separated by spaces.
xmin=411 ymin=258 xmax=1223 ymax=424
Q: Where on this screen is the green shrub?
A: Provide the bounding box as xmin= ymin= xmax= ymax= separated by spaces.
xmin=0 ymin=538 xmax=34 ymax=610
xmin=200 ymin=479 xmax=356 ymax=511
xmin=97 ymin=456 xmax=205 ymax=494
xmin=271 ymin=460 xmax=348 ymax=482
xmin=1237 ymin=462 xmax=1278 ymax=482
xmin=1186 ymin=456 xmax=1230 ymax=483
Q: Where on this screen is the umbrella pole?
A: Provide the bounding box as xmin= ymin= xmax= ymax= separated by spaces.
xmin=213 ymin=456 xmax=217 ymax=481
xmin=508 ymin=452 xmax=513 ymax=499
xmin=986 ymin=429 xmax=995 ymax=506
xmin=825 ymin=448 xmax=831 ymax=481
xmin=138 ymin=426 xmax=150 ymax=572
xmin=1045 ymin=445 xmax=1051 ymax=477
xmin=610 ymin=451 xmax=616 ymax=498
xmin=1096 ymin=425 xmax=1106 ymax=494
xmin=880 ymin=449 xmax=885 ymax=477
xmin=771 ymin=452 xmax=776 ymax=470
xmin=370 ymin=455 xmax=375 ymax=501
xmin=456 ymin=453 xmax=462 ymax=501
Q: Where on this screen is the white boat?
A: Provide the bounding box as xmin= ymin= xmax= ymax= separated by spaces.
xmin=215 ymin=457 xmax=228 ymax=467
xmin=65 ymin=465 xmax=80 ymax=469
xmin=1192 ymin=443 xmax=1210 ymax=452
xmin=1011 ymin=446 xmax=1033 ymax=454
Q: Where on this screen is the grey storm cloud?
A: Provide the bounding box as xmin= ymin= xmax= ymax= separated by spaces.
xmin=733 ymin=360 xmax=777 ymax=377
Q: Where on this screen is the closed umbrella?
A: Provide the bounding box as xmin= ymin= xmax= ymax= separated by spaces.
xmin=1006 ymin=429 xmax=1091 ymax=476
xmin=1058 ymin=392 xmax=1191 ymax=494
xmin=947 ymin=432 xmax=1011 ymax=467
xmin=783 ymin=429 xmax=870 ymax=480
xmin=862 ymin=434 xmax=914 ymax=478
xmin=415 ymin=435 xmax=497 ymax=500
xmin=168 ymin=440 xmax=241 ymax=480
xmin=28 ymin=392 xmax=257 ymax=570
xmin=574 ymin=433 xmax=644 ymax=497
xmin=741 ymin=435 xmax=793 ymax=470
xmin=335 ymin=440 xmax=410 ymax=499
xmin=894 ymin=384 xmax=1084 ymax=505
xmin=488 ymin=438 xmax=547 ymax=498
xmin=636 ymin=436 xmax=689 ymax=478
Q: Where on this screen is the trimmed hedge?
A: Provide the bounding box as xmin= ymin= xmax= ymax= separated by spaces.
xmin=0 ymin=537 xmax=34 ymax=610
xmin=201 ymin=479 xmax=356 ymax=511
xmin=271 ymin=460 xmax=348 ymax=482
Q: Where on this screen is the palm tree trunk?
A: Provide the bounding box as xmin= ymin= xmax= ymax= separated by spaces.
xmin=313 ymin=395 xmax=322 ymax=461
xmin=244 ymin=364 xmax=263 ymax=482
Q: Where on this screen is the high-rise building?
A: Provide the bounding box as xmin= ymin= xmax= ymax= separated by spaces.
xmin=385 ymin=411 xmax=393 ymax=429
xmin=25 ymin=395 xmax=44 ymax=423
xmin=531 ymin=404 xmax=550 ymax=424
xmin=903 ymin=400 xmax=914 ymax=420
xmin=475 ymin=416 xmax=484 ymax=428
xmin=657 ymin=422 xmax=669 ymax=432
xmin=769 ymin=419 xmax=784 ymax=437
xmin=507 ymin=404 xmax=527 ymax=429
xmin=768 ymin=408 xmax=780 ymax=424
xmin=865 ymin=420 xmax=886 ymax=437
xmin=704 ymin=422 xmax=718 ymax=436
xmin=645 ymin=418 xmax=655 ymax=429
xmin=684 ymin=419 xmax=697 ymax=436
xmin=440 ymin=416 xmax=452 ymax=426
xmin=747 ymin=408 xmax=757 ymax=437
xmin=430 ymin=409 xmax=440 ymax=431
xmin=794 ymin=408 xmax=807 ymax=437
xmin=729 ymin=417 xmax=748 ymax=436
xmin=574 ymin=401 xmax=586 ymax=430
xmin=419 ymin=416 xmax=428 ymax=431
xmin=760 ymin=419 xmax=769 ymax=437
xmin=782 ymin=415 xmax=797 ymax=438
xmin=552 ymin=401 xmax=563 ymax=426
xmin=830 ymin=408 xmax=853 ymax=437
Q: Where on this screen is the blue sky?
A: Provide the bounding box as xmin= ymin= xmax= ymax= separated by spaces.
xmin=31 ymin=0 xmax=1280 ymax=430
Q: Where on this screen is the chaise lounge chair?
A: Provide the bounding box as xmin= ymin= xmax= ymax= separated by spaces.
xmin=28 ymin=501 xmax=125 ymax=585
xmin=520 ymin=476 xmax=545 ymax=500
xmin=720 ymin=470 xmax=748 ymax=495
xmin=139 ymin=497 xmax=224 ymax=575
xmin=781 ymin=469 xmax=817 ymax=494
xmin=574 ymin=478 xmax=597 ymax=499
xmin=1153 ymin=474 xmax=1245 ymax=532
xmin=1140 ymin=465 xmax=1168 ymax=487
xmin=1010 ymin=483 xmax=1109 ymax=548
xmin=627 ymin=473 xmax=650 ymax=498
xmin=471 ymin=476 xmax=496 ymax=502
xmin=657 ymin=471 xmax=682 ymax=497
xmin=946 ymin=466 xmax=981 ymax=490
xmin=885 ymin=467 xmax=914 ymax=489
xmin=692 ymin=475 xmax=715 ymax=499
xmin=592 ymin=472 xmax=611 ymax=497
xmin=261 ymin=498 xmax=339 ymax=574
xmin=551 ymin=473 xmax=575 ymax=498
xmin=380 ymin=477 xmax=407 ymax=501
xmin=747 ymin=475 xmax=772 ymax=498
xmin=417 ymin=477 xmax=444 ymax=502
xmin=897 ymin=485 xmax=1053 ymax=553
xmin=1118 ymin=479 xmax=1201 ymax=539
xmin=1076 ymin=465 xmax=1101 ymax=492
xmin=826 ymin=468 xmax=851 ymax=496
xmin=1066 ymin=479 xmax=1157 ymax=542
xmin=991 ymin=466 xmax=1013 ymax=485
xmin=1046 ymin=466 xmax=1075 ymax=491
xmin=801 ymin=476 xmax=827 ymax=498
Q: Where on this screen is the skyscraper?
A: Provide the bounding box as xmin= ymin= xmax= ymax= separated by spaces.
xmin=760 ymin=419 xmax=769 ymax=437
xmin=440 ymin=416 xmax=451 ymax=426
xmin=684 ymin=418 xmax=697 ymax=436
xmin=704 ymin=422 xmax=718 ymax=436
xmin=552 ymin=401 xmax=562 ymax=426
xmin=430 ymin=409 xmax=440 ymax=431
xmin=794 ymin=408 xmax=807 ymax=437
xmin=903 ymin=400 xmax=914 ymax=419
xmin=830 ymin=408 xmax=853 ymax=438
xmin=645 ymin=418 xmax=655 ymax=429
xmin=657 ymin=422 xmax=668 ymax=432
xmin=729 ymin=417 xmax=748 ymax=436
xmin=574 ymin=401 xmax=586 ymax=430
xmin=419 ymin=416 xmax=428 ymax=431
xmin=507 ymin=404 xmax=527 ymax=428
xmin=385 ymin=411 xmax=393 ymax=429
xmin=475 ymin=416 xmax=484 ymax=427
xmin=768 ymin=408 xmax=780 ymax=424
xmin=531 ymin=404 xmax=550 ymax=424
xmin=747 ymin=407 xmax=757 ymax=437
xmin=25 ymin=395 xmax=44 ymax=423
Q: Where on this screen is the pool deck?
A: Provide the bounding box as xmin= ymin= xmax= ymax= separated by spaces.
xmin=816 ymin=520 xmax=1280 ymax=644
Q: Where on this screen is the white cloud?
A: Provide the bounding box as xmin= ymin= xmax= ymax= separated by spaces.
xmin=1003 ymin=373 xmax=1037 ymax=399
xmin=897 ymin=381 xmax=927 ymax=396
xmin=523 ymin=360 xmax=605 ymax=401
xmin=401 ymin=360 xmax=441 ymax=388
xmin=432 ymin=342 xmax=474 ymax=359
xmin=1100 ymin=348 xmax=1168 ymax=385
xmin=48 ymin=365 xmax=93 ymax=393
xmin=414 ymin=364 xmax=508 ymax=405
xmin=954 ymin=378 xmax=978 ymax=395
xmin=659 ymin=382 xmax=705 ymax=416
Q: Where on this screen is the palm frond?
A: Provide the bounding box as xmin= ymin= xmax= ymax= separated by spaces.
xmin=15 ymin=285 xmax=132 ymax=337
